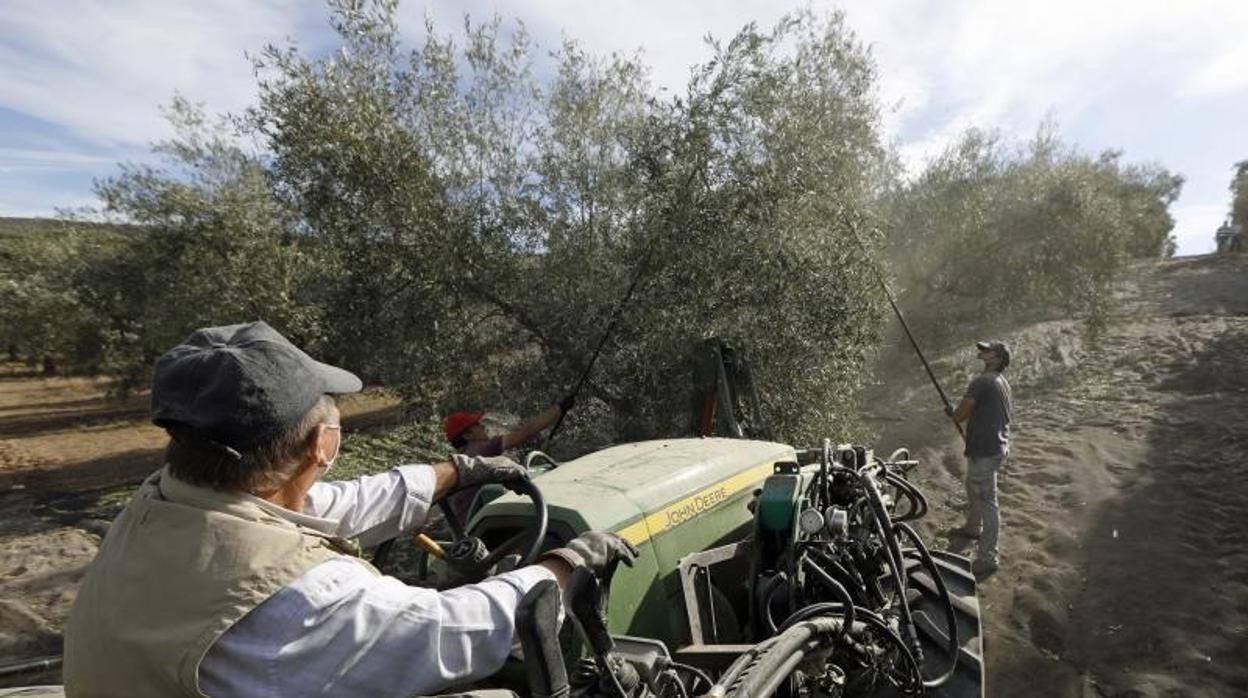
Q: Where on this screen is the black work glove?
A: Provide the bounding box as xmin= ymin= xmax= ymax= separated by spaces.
xmin=540 ymin=531 xmax=638 ymax=578
xmin=557 ymin=392 xmax=576 ymax=413
xmin=450 ymin=454 xmax=528 ymax=489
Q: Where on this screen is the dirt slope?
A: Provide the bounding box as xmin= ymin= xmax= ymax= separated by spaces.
xmin=871 ymin=254 xmax=1248 ymax=697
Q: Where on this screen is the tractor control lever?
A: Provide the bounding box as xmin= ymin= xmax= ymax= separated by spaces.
xmin=566 ymin=558 xmax=645 ymax=697
xmin=516 ymin=579 xmax=571 ymax=698
xmin=568 ymin=567 xmax=615 ymax=657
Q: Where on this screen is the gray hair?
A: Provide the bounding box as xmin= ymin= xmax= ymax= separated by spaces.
xmin=165 ymin=395 xmax=336 ymax=493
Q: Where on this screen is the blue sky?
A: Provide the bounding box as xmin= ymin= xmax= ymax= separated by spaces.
xmin=2 ymin=0 xmax=1245 ymax=255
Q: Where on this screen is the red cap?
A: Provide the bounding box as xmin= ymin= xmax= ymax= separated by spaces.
xmin=444 ymin=410 xmax=484 ymax=443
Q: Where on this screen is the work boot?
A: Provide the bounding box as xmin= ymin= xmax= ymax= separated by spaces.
xmin=971 ymin=557 xmax=998 ymax=576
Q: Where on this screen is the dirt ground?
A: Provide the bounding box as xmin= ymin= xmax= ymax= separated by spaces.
xmin=2 ymin=255 xmax=1247 ymax=696
xmin=871 ymin=254 xmax=1248 ymax=697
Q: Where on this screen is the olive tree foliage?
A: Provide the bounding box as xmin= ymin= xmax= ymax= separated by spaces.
xmin=0 ymin=219 xmax=115 ymax=372
xmin=247 ymin=0 xmax=887 ymax=446
xmin=880 ymin=126 xmax=1182 ymax=341
xmin=1231 ymin=160 xmax=1248 ymax=228
xmin=74 ymin=97 xmax=316 ymax=393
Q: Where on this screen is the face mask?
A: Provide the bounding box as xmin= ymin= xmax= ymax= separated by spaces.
xmin=322 ymin=424 xmax=342 ymax=471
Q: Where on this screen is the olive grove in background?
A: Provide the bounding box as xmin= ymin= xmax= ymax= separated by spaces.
xmin=879 ymin=127 xmax=1182 ymax=342
xmin=0 ymin=0 xmax=1186 ymax=452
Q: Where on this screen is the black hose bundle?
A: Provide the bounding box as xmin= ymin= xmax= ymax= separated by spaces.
xmin=715 ymin=611 xmax=925 ymax=697
xmin=797 ymin=558 xmax=857 ymax=638
xmin=859 ymin=468 xmax=924 ymax=665
xmin=896 ymin=521 xmax=961 ymax=689
xmin=885 ymin=470 xmax=929 ymax=521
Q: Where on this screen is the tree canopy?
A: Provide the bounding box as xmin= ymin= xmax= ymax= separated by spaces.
xmin=0 ymin=0 xmax=1186 ymax=451
xmin=879 ymin=126 xmax=1182 ymax=340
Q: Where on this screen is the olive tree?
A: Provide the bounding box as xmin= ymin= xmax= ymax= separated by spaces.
xmin=247 ymin=0 xmax=888 ymax=447
xmin=881 ymin=126 xmax=1182 ymax=340
xmin=75 ymin=97 xmax=316 ymax=393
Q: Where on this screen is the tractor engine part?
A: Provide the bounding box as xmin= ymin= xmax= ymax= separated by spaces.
xmin=424 ymin=438 xmax=981 ymax=697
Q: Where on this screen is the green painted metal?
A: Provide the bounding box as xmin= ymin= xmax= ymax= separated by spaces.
xmin=757 ymin=474 xmax=801 ymax=532
xmin=473 ymin=438 xmax=795 ymax=645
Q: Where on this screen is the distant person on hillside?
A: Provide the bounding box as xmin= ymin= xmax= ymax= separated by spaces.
xmin=443 ymin=396 xmax=575 ymax=518
xmin=946 ymin=340 xmax=1013 ymax=576
xmin=63 ymin=321 xmax=634 ymax=697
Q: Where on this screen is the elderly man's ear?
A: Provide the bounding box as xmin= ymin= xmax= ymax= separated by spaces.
xmin=313 ymin=423 xmax=342 ymax=469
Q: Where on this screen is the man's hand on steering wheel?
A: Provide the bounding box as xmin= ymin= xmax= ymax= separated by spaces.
xmin=451 ymin=453 xmax=528 ymax=490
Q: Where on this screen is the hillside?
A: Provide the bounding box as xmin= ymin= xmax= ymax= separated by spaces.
xmin=0 ymin=216 xmax=133 ymax=245
xmin=870 ymin=254 xmax=1248 ymax=696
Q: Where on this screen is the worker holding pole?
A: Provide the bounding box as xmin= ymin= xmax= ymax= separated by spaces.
xmin=947 ymin=340 xmax=1013 ymax=576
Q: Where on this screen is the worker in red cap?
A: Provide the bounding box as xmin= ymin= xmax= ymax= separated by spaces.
xmin=444 ymin=394 xmax=575 ymax=517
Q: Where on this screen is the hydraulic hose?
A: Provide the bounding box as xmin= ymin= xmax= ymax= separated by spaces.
xmin=667 ymin=661 xmax=713 ymax=695
xmin=0 ymin=654 xmax=62 ymax=678
xmin=799 ymin=558 xmax=857 ymax=639
xmin=807 ymin=547 xmax=869 ymax=605
xmin=896 ymin=521 xmax=961 ymax=689
xmin=860 ymin=469 xmax=924 ymax=665
xmin=748 ymin=639 xmax=817 ymax=697
xmin=757 ymin=573 xmax=788 ymax=635
xmin=725 ymin=619 xmax=832 ymax=697
xmin=885 ymin=470 xmax=929 ymax=521
xmin=725 ymin=613 xmax=925 ymax=697
xmin=849 ymin=608 xmax=925 ymax=695
xmin=714 ymin=634 xmax=782 ymax=692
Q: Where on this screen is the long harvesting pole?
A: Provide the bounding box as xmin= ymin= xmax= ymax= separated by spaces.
xmin=544 ymin=240 xmax=658 ymax=446
xmin=850 ymin=226 xmax=965 ymax=441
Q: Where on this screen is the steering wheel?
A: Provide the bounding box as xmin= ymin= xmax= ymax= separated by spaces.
xmin=372 ymin=476 xmax=549 ymax=575
xmin=439 ymin=476 xmax=550 ymax=570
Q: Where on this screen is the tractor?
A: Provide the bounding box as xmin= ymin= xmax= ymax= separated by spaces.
xmin=386 ymin=340 xmax=983 ymax=696
xmin=400 ymin=434 xmax=983 ymax=697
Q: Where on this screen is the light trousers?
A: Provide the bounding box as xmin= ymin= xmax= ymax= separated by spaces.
xmin=964 ymin=452 xmax=1007 ymax=561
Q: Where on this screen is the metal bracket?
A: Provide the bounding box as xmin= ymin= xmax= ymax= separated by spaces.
xmin=678 ymin=541 xmax=752 ymax=645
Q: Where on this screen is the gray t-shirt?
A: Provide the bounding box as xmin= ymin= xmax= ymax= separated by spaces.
xmin=964 ymin=371 xmax=1012 ymax=458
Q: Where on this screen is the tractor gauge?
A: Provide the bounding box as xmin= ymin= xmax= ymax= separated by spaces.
xmin=798 ymin=507 xmax=825 ymax=536
xmin=824 ymin=507 xmax=849 ymax=538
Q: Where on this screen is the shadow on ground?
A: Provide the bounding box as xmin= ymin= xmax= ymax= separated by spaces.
xmin=1066 ymin=324 xmax=1248 ymax=696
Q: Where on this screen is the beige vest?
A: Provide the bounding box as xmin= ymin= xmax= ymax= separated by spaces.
xmin=64 ymin=468 xmax=371 ymax=697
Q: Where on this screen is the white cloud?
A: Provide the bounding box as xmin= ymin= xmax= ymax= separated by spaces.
xmin=0 ymin=0 xmax=316 ymax=147
xmin=0 ymin=146 xmax=116 ymax=172
xmin=1183 ymin=43 xmax=1248 ymax=98
xmin=7 ymin=0 xmax=1243 ymax=156
xmin=1 ymin=0 xmax=1244 ymax=257
xmin=849 ymin=0 xmax=1248 ymax=162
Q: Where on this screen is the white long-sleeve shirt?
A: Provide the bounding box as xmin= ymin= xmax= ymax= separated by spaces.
xmin=197 ymin=465 xmax=556 ymax=697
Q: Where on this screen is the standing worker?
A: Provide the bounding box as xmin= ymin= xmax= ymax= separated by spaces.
xmin=946 ymin=340 xmax=1013 ymax=576
xmin=444 ymin=395 xmax=575 ymax=517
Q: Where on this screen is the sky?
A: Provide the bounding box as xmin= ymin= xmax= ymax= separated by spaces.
xmin=1 ymin=0 xmax=1245 ymax=255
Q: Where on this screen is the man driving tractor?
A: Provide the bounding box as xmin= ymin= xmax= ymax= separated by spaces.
xmin=63 ymin=321 xmax=635 ymax=697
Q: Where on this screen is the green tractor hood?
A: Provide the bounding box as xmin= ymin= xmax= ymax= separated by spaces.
xmin=475 ymin=438 xmax=795 ymax=641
